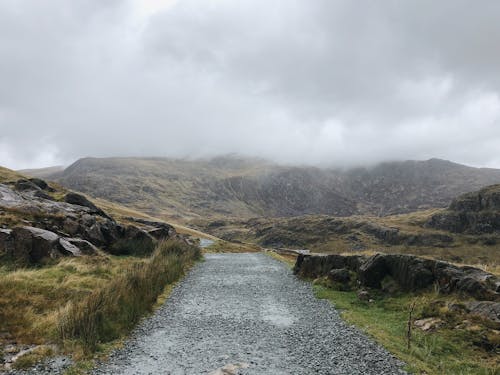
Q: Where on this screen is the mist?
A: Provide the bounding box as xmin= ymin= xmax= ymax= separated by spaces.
xmin=1 ymin=0 xmax=500 ymax=170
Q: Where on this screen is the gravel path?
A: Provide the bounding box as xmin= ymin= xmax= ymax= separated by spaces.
xmin=93 ymin=253 xmax=406 ymax=375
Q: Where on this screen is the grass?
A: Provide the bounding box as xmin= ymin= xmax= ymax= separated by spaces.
xmin=314 ymin=286 xmax=499 ymax=375
xmin=265 ymin=251 xmax=296 ymax=267
xmin=0 ymin=240 xmax=201 ymax=371
xmin=203 ymin=239 xmax=261 ymax=253
xmin=205 ymin=213 xmax=500 ymax=273
xmin=58 ymin=240 xmax=201 ymax=352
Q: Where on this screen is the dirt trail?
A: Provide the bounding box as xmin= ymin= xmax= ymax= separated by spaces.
xmin=94 ymin=253 xmax=406 ymax=374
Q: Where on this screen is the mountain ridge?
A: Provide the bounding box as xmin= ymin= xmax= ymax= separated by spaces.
xmin=25 ymin=156 xmax=500 ymax=221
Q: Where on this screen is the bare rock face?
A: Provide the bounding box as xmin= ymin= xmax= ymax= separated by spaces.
xmin=427 ymin=184 xmax=500 ymax=234
xmin=0 ymin=182 xmax=179 ymax=264
xmin=358 ymin=254 xmax=434 ymax=291
xmin=294 ymin=253 xmax=500 ymax=301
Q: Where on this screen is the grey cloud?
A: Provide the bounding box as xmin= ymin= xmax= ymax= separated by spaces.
xmin=0 ymin=0 xmax=500 ymax=169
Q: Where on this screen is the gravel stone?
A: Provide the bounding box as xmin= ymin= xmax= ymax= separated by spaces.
xmin=93 ymin=253 xmax=406 ymax=374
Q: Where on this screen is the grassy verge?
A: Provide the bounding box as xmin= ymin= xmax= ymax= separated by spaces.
xmin=314 ymin=286 xmax=499 ymax=374
xmin=0 ymin=240 xmax=201 ymax=371
xmin=203 ymin=239 xmax=261 ymax=253
xmin=265 ymin=251 xmax=297 ymax=267
xmin=58 ymin=241 xmax=200 ymax=352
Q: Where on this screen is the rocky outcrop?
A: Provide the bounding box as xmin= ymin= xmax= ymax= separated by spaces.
xmin=0 ymin=179 xmax=178 ymax=264
xmin=294 ymin=253 xmax=500 ymax=301
xmin=125 ymin=217 xmax=177 ymax=240
xmin=64 ymin=192 xmax=111 ymax=219
xmin=293 ymin=253 xmax=364 ymax=278
xmin=360 ymin=223 xmax=453 ymax=247
xmin=0 ymin=226 xmax=100 ymax=263
xmin=427 ymin=184 xmax=500 ymax=234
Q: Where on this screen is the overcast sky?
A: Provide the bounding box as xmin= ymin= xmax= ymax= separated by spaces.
xmin=1 ymin=0 xmax=500 ymax=170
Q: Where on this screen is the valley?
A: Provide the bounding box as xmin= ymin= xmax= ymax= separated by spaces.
xmin=1 ymin=156 xmax=500 ymax=374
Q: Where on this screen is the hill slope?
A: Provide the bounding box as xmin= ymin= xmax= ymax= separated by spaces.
xmin=35 ymin=156 xmax=500 ymax=220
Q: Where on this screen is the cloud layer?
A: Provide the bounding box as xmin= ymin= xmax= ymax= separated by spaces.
xmin=1 ymin=0 xmax=500 ymax=169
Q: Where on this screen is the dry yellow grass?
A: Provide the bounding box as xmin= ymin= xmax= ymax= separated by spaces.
xmin=0 ymin=255 xmax=145 ymax=347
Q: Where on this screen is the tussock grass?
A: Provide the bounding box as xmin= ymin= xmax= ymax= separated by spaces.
xmin=58 ymin=241 xmax=201 ymax=352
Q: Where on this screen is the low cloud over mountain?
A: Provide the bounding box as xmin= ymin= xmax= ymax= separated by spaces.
xmin=1 ymin=1 xmax=500 ymax=169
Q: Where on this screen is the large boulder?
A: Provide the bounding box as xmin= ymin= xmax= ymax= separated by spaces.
xmin=11 ymin=226 xmax=62 ymax=263
xmin=293 ymin=254 xmax=364 ymax=278
xmin=28 ymin=178 xmax=51 ymax=191
xmin=108 ymin=225 xmax=156 ymax=255
xmin=125 ymin=217 xmax=177 ymax=240
xmin=59 ymin=237 xmax=98 ymax=256
xmin=64 ymin=193 xmax=111 ymax=219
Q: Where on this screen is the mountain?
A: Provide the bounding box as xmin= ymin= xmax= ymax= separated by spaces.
xmin=31 ymin=156 xmax=500 ymax=221
xmin=18 ymin=166 xmax=65 ymax=179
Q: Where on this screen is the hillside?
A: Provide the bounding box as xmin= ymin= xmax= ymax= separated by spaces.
xmin=33 ymin=156 xmax=500 ymax=221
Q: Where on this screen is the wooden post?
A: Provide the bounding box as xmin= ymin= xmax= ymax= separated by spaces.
xmin=407 ymin=300 xmax=416 ymax=350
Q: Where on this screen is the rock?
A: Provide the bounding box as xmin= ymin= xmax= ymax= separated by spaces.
xmin=294 ymin=253 xmax=500 ymax=301
xmin=14 ymin=179 xmax=41 ymax=192
xmin=357 ymin=290 xmax=371 ymax=301
xmin=147 ymin=227 xmax=173 ymax=240
xmin=64 ymin=192 xmax=98 ymax=210
xmin=63 ymin=218 xmax=81 ymax=236
xmin=126 ymin=217 xmax=177 ymax=239
xmin=293 ymin=254 xmax=365 ymax=278
xmin=358 ymin=254 xmax=388 ymax=289
xmin=427 ymin=184 xmax=500 ymax=234
xmin=414 ymin=317 xmax=443 ymax=331
xmin=64 ymin=238 xmax=98 ymax=255
xmin=58 ymin=238 xmax=82 ymax=256
xmin=64 ymin=192 xmax=111 ymax=219
xmin=328 ymin=268 xmax=351 ymax=284
xmin=28 ymin=178 xmax=49 ymax=190
xmin=124 ymin=225 xmax=155 ymax=245
xmin=11 ymin=226 xmax=62 ymax=263
xmin=465 ymin=301 xmax=500 ymax=325
xmin=33 ymin=190 xmax=53 ymax=200
xmin=85 ymin=223 xmax=106 ymax=246
xmin=107 ymin=225 xmax=156 ymax=255
xmin=0 ymin=228 xmax=13 ymax=255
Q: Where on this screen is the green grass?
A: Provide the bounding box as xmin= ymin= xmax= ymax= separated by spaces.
xmin=314 ymin=286 xmax=499 ymax=374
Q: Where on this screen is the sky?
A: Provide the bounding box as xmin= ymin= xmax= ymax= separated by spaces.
xmin=1 ymin=0 xmax=500 ymax=170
